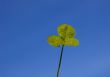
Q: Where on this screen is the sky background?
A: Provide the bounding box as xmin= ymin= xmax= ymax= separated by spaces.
xmin=0 ymin=0 xmax=110 ymax=77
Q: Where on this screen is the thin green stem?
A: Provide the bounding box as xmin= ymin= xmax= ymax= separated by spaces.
xmin=56 ymin=45 xmax=64 ymax=77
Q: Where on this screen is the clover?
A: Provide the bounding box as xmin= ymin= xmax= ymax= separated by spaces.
xmin=48 ymin=24 xmax=79 ymax=77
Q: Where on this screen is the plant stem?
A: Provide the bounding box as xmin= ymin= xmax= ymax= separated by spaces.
xmin=56 ymin=45 xmax=64 ymax=77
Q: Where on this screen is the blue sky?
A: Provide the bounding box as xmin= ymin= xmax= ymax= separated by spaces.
xmin=0 ymin=0 xmax=110 ymax=77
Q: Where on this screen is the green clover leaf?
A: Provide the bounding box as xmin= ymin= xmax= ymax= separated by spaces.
xmin=57 ymin=24 xmax=76 ymax=38
xmin=48 ymin=23 xmax=80 ymax=77
xmin=48 ymin=24 xmax=79 ymax=47
xmin=48 ymin=35 xmax=62 ymax=47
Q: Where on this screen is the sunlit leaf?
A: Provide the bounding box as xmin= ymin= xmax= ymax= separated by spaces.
xmin=48 ymin=24 xmax=79 ymax=47
xmin=57 ymin=24 xmax=76 ymax=38
xmin=48 ymin=35 xmax=63 ymax=47
xmin=64 ymin=38 xmax=79 ymax=46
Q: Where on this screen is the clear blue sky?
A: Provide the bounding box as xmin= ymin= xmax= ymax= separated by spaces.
xmin=0 ymin=0 xmax=110 ymax=77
